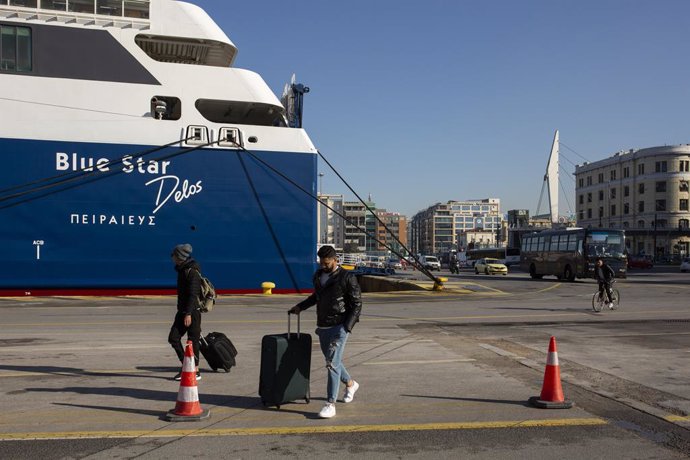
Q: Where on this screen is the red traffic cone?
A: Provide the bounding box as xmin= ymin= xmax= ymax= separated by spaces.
xmin=528 ymin=336 xmax=573 ymax=409
xmin=166 ymin=340 xmax=210 ymax=421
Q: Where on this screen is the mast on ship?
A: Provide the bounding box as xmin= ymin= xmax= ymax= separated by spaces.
xmin=281 ymin=74 xmax=310 ymax=128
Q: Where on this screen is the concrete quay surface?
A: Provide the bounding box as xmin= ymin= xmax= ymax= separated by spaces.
xmin=1 ymin=268 xmax=689 ymax=458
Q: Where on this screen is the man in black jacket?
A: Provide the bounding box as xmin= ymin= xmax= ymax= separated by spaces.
xmin=594 ymin=257 xmax=616 ymax=308
xmin=168 ymin=243 xmax=202 ymax=381
xmin=289 ymin=245 xmax=362 ymax=419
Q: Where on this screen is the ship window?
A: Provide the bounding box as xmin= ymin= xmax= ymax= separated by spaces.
xmin=124 ymin=0 xmax=149 ymax=19
xmin=97 ymin=0 xmax=122 ymax=16
xmin=69 ymin=0 xmax=96 ymax=13
xmin=195 ymin=99 xmax=287 ymax=127
xmin=42 ymin=0 xmax=68 ymax=11
xmin=9 ymin=1 xmax=38 ymax=6
xmin=0 ymin=25 xmax=31 ymax=72
xmin=150 ymin=96 xmax=181 ymax=120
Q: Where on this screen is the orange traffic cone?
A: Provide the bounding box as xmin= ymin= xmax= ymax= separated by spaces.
xmin=165 ymin=340 xmax=211 ymax=421
xmin=528 ymin=336 xmax=573 ymax=409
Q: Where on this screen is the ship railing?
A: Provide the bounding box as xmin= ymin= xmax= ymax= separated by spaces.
xmin=0 ymin=0 xmax=150 ymax=30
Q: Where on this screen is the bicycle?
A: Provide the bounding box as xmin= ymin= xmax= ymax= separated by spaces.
xmin=591 ymin=281 xmax=620 ymax=312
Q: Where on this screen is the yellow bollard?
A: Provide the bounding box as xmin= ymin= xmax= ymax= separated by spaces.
xmin=261 ymin=281 xmax=276 ymax=295
xmin=432 ymin=277 xmax=447 ymax=291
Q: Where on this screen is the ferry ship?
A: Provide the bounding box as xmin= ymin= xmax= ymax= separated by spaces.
xmin=0 ymin=0 xmax=318 ymax=295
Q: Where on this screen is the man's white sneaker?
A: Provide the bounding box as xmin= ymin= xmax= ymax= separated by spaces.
xmin=318 ymin=402 xmax=336 ymax=419
xmin=343 ymin=380 xmax=359 ymax=403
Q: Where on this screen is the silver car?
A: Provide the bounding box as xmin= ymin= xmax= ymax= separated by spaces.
xmin=681 ymin=257 xmax=690 ymax=273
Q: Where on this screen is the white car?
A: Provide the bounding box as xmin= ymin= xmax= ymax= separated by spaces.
xmin=681 ymin=257 xmax=690 ymax=273
xmin=419 ymin=255 xmax=441 ymax=271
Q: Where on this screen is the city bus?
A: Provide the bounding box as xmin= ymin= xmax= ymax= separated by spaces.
xmin=466 ymin=247 xmax=521 ymax=267
xmin=520 ymin=228 xmax=627 ymax=281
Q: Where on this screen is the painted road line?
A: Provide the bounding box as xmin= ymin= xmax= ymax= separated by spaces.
xmin=0 ymin=417 xmax=608 ymax=441
xmin=363 ymin=358 xmax=476 ymax=365
xmin=665 ymin=415 xmax=690 ymax=422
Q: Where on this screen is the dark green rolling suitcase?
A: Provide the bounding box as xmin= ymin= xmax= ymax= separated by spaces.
xmin=259 ymin=313 xmax=311 ymax=408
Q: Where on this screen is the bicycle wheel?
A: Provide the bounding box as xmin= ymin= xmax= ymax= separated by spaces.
xmin=609 ymin=289 xmax=620 ymax=310
xmin=592 ymin=292 xmax=604 ymax=312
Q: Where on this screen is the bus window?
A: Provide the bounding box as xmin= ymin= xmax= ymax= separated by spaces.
xmin=559 ymin=236 xmax=568 ymax=251
xmin=551 ymin=235 xmax=559 ymax=251
xmin=538 ymin=236 xmax=545 ymax=251
xmin=567 ymin=234 xmax=578 ymax=251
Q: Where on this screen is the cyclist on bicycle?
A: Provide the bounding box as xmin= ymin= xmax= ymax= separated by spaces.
xmin=594 ymin=258 xmax=616 ymax=308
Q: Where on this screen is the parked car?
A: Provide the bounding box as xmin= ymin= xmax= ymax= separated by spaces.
xmin=474 ymin=258 xmax=508 ymax=275
xmin=627 ymin=256 xmax=653 ymax=269
xmin=386 ymin=258 xmax=403 ymax=270
xmin=419 ymin=255 xmax=441 ymax=271
xmin=681 ymin=257 xmax=690 ymax=273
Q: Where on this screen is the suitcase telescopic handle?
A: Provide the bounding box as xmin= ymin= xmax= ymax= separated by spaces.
xmin=287 ymin=311 xmax=301 ymax=339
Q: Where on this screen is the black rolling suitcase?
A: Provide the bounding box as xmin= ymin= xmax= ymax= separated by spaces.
xmin=259 ymin=313 xmax=311 ymax=408
xmin=200 ymin=332 xmax=237 ymax=372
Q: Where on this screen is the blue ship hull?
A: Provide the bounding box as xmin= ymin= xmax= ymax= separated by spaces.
xmin=0 ymin=138 xmax=317 ymax=295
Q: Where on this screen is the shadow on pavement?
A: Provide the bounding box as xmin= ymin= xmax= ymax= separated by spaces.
xmin=25 ymin=386 xmax=258 ymax=409
xmin=0 ymin=364 xmax=174 ymax=379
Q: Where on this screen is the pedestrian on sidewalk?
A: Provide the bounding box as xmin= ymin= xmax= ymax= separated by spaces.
xmin=168 ymin=243 xmax=202 ymax=381
xmin=289 ymin=245 xmax=362 ymax=419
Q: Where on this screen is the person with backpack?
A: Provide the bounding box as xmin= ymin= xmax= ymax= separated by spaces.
xmin=169 ymin=243 xmax=202 ymax=381
xmin=288 ymin=245 xmax=362 ymax=419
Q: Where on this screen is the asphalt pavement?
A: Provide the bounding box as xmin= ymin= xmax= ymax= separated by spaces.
xmin=0 ymin=267 xmax=689 ymax=459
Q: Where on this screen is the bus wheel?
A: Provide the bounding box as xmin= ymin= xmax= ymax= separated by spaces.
xmin=564 ymin=266 xmax=575 ymax=282
xmin=529 ymin=264 xmax=543 ymax=279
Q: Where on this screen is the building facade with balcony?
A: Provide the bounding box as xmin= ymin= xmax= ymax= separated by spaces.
xmin=575 ymin=145 xmax=690 ymax=259
xmin=409 ymin=198 xmax=502 ymax=255
xmin=365 ymin=209 xmax=408 ymax=256
xmin=342 ymin=201 xmax=367 ymax=253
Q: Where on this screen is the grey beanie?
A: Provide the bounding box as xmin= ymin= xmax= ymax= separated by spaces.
xmin=172 ymin=243 xmax=192 ymax=260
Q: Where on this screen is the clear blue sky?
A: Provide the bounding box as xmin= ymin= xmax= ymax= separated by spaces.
xmin=193 ymin=0 xmax=690 ymax=218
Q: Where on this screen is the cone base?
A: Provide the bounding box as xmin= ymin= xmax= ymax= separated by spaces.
xmin=528 ymin=396 xmax=573 ymax=409
xmin=165 ymin=408 xmax=211 ymax=422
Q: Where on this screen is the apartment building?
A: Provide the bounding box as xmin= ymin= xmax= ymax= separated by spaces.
xmin=339 ymin=201 xmax=365 ymax=253
xmin=366 ymin=209 xmax=408 ymax=255
xmin=409 ymin=199 xmax=502 ymax=255
xmin=575 ymin=145 xmax=690 ymax=258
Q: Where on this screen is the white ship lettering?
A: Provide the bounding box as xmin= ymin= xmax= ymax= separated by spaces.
xmin=145 ymin=175 xmax=203 ymax=214
xmin=70 ymin=214 xmax=156 ymax=226
xmin=56 ymin=152 xmax=171 ymax=175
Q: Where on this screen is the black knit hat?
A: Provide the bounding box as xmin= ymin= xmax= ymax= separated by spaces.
xmin=172 ymin=243 xmax=192 ymax=261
